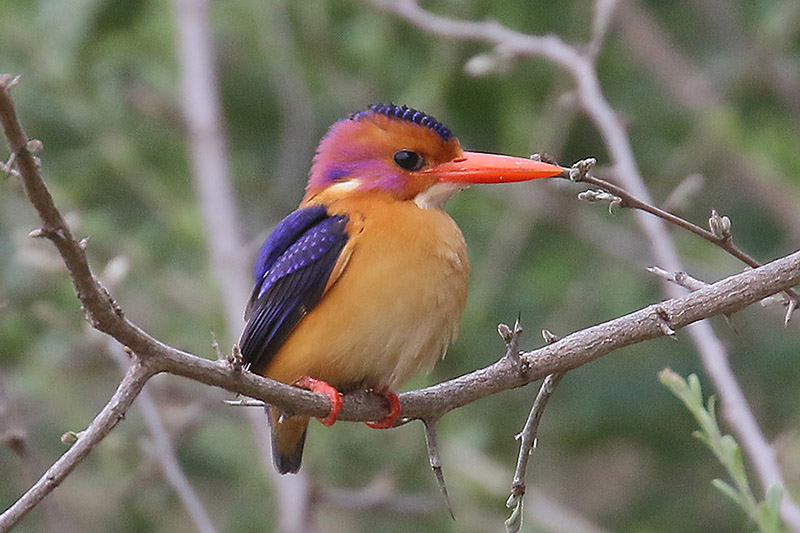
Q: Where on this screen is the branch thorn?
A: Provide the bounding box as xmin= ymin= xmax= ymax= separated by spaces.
xmin=224 ymin=398 xmax=265 ymax=407
xmin=210 ymin=330 xmax=223 ymax=360
xmin=785 ymin=298 xmax=797 ymax=327
xmin=499 ymin=317 xmax=523 ymax=363
xmin=422 ymin=418 xmax=454 ymax=520
xmin=541 ymin=329 xmax=560 ymax=344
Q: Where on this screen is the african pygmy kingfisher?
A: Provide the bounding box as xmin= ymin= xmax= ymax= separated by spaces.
xmin=239 ymin=104 xmax=563 ymax=474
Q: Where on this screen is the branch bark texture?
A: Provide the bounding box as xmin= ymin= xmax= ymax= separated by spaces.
xmin=368 ymin=3 xmax=800 ymax=528
xmin=3 ymin=39 xmax=800 ymax=530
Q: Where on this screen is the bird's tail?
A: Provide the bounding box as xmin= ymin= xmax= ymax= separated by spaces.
xmin=267 ymin=406 xmax=309 ymax=474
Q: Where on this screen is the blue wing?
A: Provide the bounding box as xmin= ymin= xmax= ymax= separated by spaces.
xmin=240 ymin=206 xmax=349 ymax=375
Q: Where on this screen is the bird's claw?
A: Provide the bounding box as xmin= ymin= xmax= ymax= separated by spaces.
xmin=365 ymin=390 xmax=402 ymax=429
xmin=296 ymin=376 xmax=342 ymax=426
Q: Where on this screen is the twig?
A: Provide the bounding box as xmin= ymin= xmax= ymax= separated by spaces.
xmin=4 ymin=70 xmax=800 ymax=528
xmin=169 ymin=0 xmax=313 ymax=528
xmin=318 ymin=473 xmax=442 ymax=516
xmin=570 ymin=164 xmax=795 ymax=286
xmin=0 ymin=358 xmax=156 ymax=531
xmin=647 ymin=266 xmax=709 ymax=292
xmin=498 ymin=316 xmax=523 ymax=363
xmin=647 ymin=266 xmax=738 ymax=330
xmin=614 ymin=0 xmax=800 ymax=240
xmin=368 ymin=4 xmax=800 ymax=529
xmin=449 ymin=442 xmax=609 ymax=533
xmin=0 ymin=158 xmax=21 ymax=178
xmin=422 ymin=418 xmax=454 ymax=520
xmin=0 ymin=376 xmax=75 ymax=533
xmin=587 ymin=0 xmax=619 ymax=60
xmin=107 ymin=342 xmax=217 ymax=533
xmin=506 ymin=372 xmax=565 ymax=533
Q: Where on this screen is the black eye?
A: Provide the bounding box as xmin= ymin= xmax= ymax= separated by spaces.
xmin=393 ymin=150 xmax=425 ymax=171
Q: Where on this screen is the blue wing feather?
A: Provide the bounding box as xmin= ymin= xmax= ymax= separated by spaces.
xmin=251 ymin=205 xmax=329 ymax=287
xmin=240 ymin=207 xmax=349 ymax=375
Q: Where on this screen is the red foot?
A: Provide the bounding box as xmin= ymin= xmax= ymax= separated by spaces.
xmin=296 ymin=376 xmax=342 ymax=426
xmin=365 ymin=390 xmax=402 ymax=429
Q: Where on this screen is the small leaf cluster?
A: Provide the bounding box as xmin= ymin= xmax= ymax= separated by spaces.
xmin=659 ymin=369 xmax=784 ymax=533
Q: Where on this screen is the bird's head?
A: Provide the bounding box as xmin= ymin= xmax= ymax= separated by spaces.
xmin=304 ymin=104 xmax=565 ymax=208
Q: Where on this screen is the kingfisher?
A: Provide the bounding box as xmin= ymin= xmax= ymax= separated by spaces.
xmin=239 ymin=104 xmax=563 ymax=474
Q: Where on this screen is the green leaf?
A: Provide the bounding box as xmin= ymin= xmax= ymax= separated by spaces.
xmin=757 ymin=484 xmax=783 ymax=533
xmin=687 ymin=373 xmax=703 ymax=402
xmin=719 ymin=435 xmax=742 ymax=466
xmin=712 ymin=478 xmax=748 ymax=511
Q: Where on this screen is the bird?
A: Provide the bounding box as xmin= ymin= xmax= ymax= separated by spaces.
xmin=239 ymin=103 xmax=564 ymax=474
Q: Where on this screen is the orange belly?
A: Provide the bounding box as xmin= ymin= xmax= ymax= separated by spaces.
xmin=264 ymin=195 xmax=469 ymax=391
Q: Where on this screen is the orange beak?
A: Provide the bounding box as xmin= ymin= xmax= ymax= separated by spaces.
xmin=425 ymin=151 xmax=566 ymax=184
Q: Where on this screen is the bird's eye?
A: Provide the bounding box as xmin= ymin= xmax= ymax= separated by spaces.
xmin=393 ymin=150 xmax=425 ymax=171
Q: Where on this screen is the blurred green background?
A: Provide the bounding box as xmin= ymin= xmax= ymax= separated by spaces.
xmin=1 ymin=0 xmax=799 ymax=531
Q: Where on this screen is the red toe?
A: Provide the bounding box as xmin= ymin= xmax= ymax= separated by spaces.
xmin=297 ymin=376 xmax=342 ymax=426
xmin=365 ymin=390 xmax=401 ymax=429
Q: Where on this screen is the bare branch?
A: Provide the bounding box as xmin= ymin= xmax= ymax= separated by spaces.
xmin=169 ymin=0 xmax=313 ymax=529
xmin=587 ymin=0 xmax=619 ymax=60
xmin=614 ymin=0 xmax=800 ymax=239
xmin=107 ymin=342 xmax=217 ymax=533
xmin=4 ymin=6 xmax=800 ymax=521
xmin=422 ymin=418 xmax=453 ymax=520
xmin=0 ymin=376 xmax=75 ymax=533
xmin=318 ymin=473 xmax=442 ymax=515
xmin=366 ymin=3 xmax=800 ymax=528
xmin=0 ymin=158 xmax=20 ymax=178
xmin=506 ymin=372 xmax=565 ymax=533
xmin=7 ymin=238 xmax=795 ymax=530
xmin=567 ymin=163 xmax=799 ymax=314
xmin=0 ymin=357 xmax=156 ymax=530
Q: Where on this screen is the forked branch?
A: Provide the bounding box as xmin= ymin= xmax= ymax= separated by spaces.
xmin=2 ymin=73 xmax=800 ymax=530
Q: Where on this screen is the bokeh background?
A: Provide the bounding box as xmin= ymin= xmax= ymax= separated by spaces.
xmin=1 ymin=0 xmax=800 ymax=531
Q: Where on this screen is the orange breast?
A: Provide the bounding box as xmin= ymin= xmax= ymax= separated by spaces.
xmin=264 ymin=193 xmax=469 ymax=391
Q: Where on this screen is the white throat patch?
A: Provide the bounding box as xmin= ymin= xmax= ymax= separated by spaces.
xmin=413 ymin=182 xmax=468 ymax=209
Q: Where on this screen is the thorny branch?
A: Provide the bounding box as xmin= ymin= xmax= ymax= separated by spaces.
xmin=504 ymin=327 xmax=565 ymax=532
xmin=422 ymin=419 xmax=453 ymax=520
xmin=506 ymin=372 xmax=564 ymax=533
xmin=169 ymin=0 xmax=314 ymax=528
xmin=107 ymin=342 xmax=217 ymax=533
xmin=368 ymin=2 xmax=800 ymax=529
xmin=3 ymin=7 xmax=800 ymax=525
xmin=562 ymin=158 xmax=800 ymax=323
